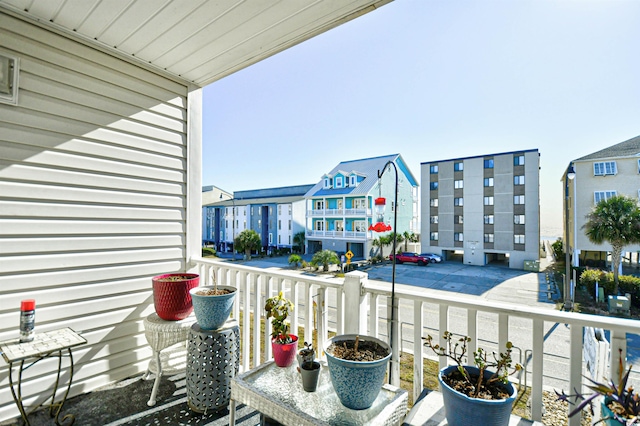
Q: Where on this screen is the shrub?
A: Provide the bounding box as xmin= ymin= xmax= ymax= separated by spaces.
xmin=579 ymin=269 xmax=640 ymax=308
xmin=288 ymin=254 xmax=302 ymax=268
xmin=202 ymin=246 xmax=217 ymax=257
xmin=551 ymin=238 xmax=564 ymax=260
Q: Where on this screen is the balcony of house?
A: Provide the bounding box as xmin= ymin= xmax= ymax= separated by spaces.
xmin=188 ymin=257 xmax=640 ymax=426
xmin=306 ymin=229 xmax=369 ymax=239
xmin=309 ymin=208 xmax=372 ymax=217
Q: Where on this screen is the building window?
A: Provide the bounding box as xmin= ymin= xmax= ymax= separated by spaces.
xmin=454 ymin=162 xmax=463 ymax=171
xmin=430 ymin=215 xmax=438 ymax=224
xmin=514 ymin=175 xmax=525 ymax=185
xmin=514 ymin=155 xmax=525 ymax=166
xmin=514 ymin=214 xmax=525 ymax=224
xmin=278 ymin=220 xmax=281 ymax=230
xmin=514 ymin=195 xmax=525 ymax=205
xmin=455 ymin=215 xmax=463 ymax=224
xmin=430 ymin=181 xmax=439 ymax=190
xmin=258 ymin=219 xmax=261 ymax=228
xmin=484 ymin=233 xmax=494 ymax=243
xmin=278 ymin=235 xmax=281 ymax=244
xmin=454 ymin=232 xmax=464 ymax=242
xmin=454 ymin=197 xmax=463 ymax=206
xmin=514 ymin=234 xmax=525 ymax=244
xmin=594 ymin=190 xmax=617 ymax=204
xmin=288 ymin=220 xmax=291 ymax=230
xmin=315 ymin=200 xmax=324 ymax=210
xmin=430 ymin=198 xmax=439 ymax=207
xmin=336 ymin=220 xmax=344 ymax=231
xmin=354 ymin=221 xmax=367 ymax=232
xmin=454 ymin=180 xmax=464 ymax=189
xmin=315 ymin=221 xmax=324 ymax=231
xmin=484 ymin=177 xmax=494 ymax=187
xmin=278 ymin=205 xmax=281 ymax=214
xmin=484 ymin=214 xmax=494 ymax=224
xmin=323 ymin=177 xmax=332 ymax=188
xmin=430 ymin=232 xmax=439 ymax=241
xmin=484 ymin=159 xmax=494 ymax=169
xmin=430 ymin=165 xmax=438 ymax=174
xmin=335 ymin=176 xmax=343 ymax=188
xmin=483 ymin=196 xmax=494 ymax=206
xmin=350 ymin=175 xmax=358 ymax=187
xmin=269 ymin=233 xmax=273 ymax=244
xmin=594 ymin=161 xmax=617 ymax=176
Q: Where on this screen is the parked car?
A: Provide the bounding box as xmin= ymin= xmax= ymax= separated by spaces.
xmin=389 ymin=252 xmax=430 ymax=266
xmin=420 ymin=253 xmax=443 ymax=263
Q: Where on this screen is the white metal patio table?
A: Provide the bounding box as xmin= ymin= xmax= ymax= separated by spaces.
xmin=229 ymin=359 xmax=407 ymax=426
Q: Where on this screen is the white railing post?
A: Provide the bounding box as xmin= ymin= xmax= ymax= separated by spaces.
xmin=413 ymin=300 xmax=424 ymax=402
xmin=610 ymin=329 xmax=628 ymax=383
xmin=343 ymin=271 xmax=368 ymax=334
xmin=252 ymin=273 xmax=262 ymax=369
xmin=438 ymin=304 xmax=449 ymax=372
xmin=241 ymin=271 xmax=250 ymax=370
xmin=568 ymin=324 xmax=583 ymax=426
xmin=369 ymin=294 xmax=379 ymax=338
xmin=531 ymin=318 xmax=544 ymax=422
xmin=317 ymin=287 xmax=327 ymax=356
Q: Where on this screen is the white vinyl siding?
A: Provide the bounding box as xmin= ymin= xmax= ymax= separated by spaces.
xmin=0 ymin=14 xmax=193 ymax=420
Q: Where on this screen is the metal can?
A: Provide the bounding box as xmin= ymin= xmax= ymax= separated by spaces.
xmin=20 ymin=299 xmax=36 ymax=343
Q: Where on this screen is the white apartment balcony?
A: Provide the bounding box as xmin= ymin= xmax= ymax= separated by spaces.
xmin=192 ymin=257 xmax=639 ymax=426
xmin=306 ymin=230 xmax=369 ymax=239
xmin=309 ymin=208 xmax=372 ymax=217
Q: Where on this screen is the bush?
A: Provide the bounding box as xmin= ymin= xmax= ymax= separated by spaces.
xmin=288 ymin=254 xmax=302 ymax=268
xmin=202 ymin=246 xmax=217 ymax=257
xmin=551 ymin=238 xmax=564 ymax=261
xmin=579 ymin=269 xmax=640 ymax=308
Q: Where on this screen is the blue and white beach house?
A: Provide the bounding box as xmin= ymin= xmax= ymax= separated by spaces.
xmin=304 ymin=154 xmax=419 ymax=259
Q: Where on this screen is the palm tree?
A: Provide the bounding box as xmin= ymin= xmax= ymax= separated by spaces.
xmin=310 ymin=249 xmax=339 ymax=272
xmin=234 ymin=229 xmax=262 ymax=260
xmin=402 ymin=231 xmax=419 ymax=251
xmin=293 ymin=231 xmax=306 ymax=254
xmin=582 ymin=195 xmax=640 ymax=294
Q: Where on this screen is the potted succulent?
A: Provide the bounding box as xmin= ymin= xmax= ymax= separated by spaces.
xmin=189 ymin=272 xmax=236 ymax=330
xmin=297 ymin=342 xmax=321 ymax=392
xmin=265 ymin=291 xmax=298 ymax=367
xmin=556 ymin=349 xmax=639 ymax=425
xmin=423 ymin=331 xmax=522 ymax=426
xmin=152 ymin=273 xmax=200 ymax=320
xmin=324 ymin=334 xmax=391 ymax=410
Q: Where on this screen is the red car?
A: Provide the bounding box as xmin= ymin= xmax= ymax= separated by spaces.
xmin=389 ymin=252 xmax=430 ymax=266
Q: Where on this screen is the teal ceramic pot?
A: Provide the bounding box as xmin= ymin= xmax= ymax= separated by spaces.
xmin=324 ymin=334 xmax=391 ymax=410
xmin=189 ymin=285 xmax=236 ymax=330
xmin=439 ymin=365 xmax=516 ymax=426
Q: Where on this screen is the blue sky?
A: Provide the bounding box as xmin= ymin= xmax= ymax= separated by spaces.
xmin=202 ymin=0 xmax=640 ymax=238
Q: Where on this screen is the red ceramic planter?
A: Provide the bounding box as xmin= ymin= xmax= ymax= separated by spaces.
xmin=152 ymin=273 xmax=200 ymax=320
xmin=272 ymin=335 xmax=298 ymax=367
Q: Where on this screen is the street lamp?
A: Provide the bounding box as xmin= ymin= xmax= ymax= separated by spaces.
xmin=564 ymin=164 xmax=576 ymax=310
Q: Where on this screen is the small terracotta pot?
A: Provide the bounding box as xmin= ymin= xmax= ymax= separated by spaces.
xmin=272 ymin=335 xmax=298 ymax=367
xmin=152 ymin=273 xmax=200 ymax=320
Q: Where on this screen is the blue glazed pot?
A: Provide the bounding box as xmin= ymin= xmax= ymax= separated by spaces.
xmin=324 ymin=334 xmax=391 ymax=410
xmin=439 ymin=365 xmax=516 ymax=426
xmin=189 ymin=285 xmax=236 ymax=330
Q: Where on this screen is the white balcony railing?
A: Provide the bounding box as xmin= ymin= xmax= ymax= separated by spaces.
xmin=192 ymin=257 xmax=640 ymax=426
xmin=306 ymin=230 xmax=368 ymax=239
xmin=309 ymin=208 xmax=371 ymax=217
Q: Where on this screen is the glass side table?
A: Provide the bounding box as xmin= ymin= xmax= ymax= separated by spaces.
xmin=229 ymin=359 xmax=407 ymax=426
xmin=0 ymin=328 xmax=87 ymax=426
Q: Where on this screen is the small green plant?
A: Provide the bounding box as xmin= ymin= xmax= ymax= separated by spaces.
xmin=556 ymin=349 xmax=639 ymax=425
xmin=423 ymin=331 xmax=521 ymax=399
xmin=264 ymin=291 xmax=294 ymax=344
xmin=299 ymin=341 xmax=315 ymax=365
xmin=310 ymin=249 xmax=339 ymax=272
xmin=288 ymin=254 xmax=302 ymax=268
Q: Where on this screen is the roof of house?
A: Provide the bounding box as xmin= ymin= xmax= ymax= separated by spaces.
xmin=305 ymin=154 xmax=418 ymax=198
xmin=574 ymin=135 xmax=640 ymax=162
xmin=206 ymin=184 xmax=315 ymax=207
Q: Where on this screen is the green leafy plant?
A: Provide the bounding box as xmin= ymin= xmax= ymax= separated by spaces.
xmin=288 ymin=254 xmax=302 ymax=268
xmin=556 ymin=349 xmax=639 ymax=425
xmin=310 ymin=249 xmax=339 ymax=272
xmin=264 ymin=291 xmax=294 ymax=344
xmin=423 ymin=331 xmax=522 ymax=399
xmin=234 ymin=229 xmax=261 ymax=260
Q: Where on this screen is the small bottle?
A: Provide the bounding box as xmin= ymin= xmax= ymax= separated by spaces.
xmin=20 ymin=299 xmax=36 ymax=343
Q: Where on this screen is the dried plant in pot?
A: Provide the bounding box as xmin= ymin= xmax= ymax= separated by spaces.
xmin=265 ymin=291 xmax=298 ymax=367
xmin=152 ymin=273 xmax=200 ymax=320
xmin=324 ymin=334 xmax=391 ymax=410
xmin=423 ymin=331 xmax=522 ymax=426
xmin=189 ymin=273 xmax=236 ymax=330
xmin=556 ymin=349 xmax=639 ymax=425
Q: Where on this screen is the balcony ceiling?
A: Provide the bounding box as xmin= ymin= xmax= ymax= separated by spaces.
xmin=0 ymin=0 xmax=391 ymax=87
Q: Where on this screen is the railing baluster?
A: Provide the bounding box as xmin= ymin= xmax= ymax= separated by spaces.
xmin=568 ymin=323 xmax=583 ymax=426
xmin=252 ymin=274 xmax=262 ymax=369
xmin=242 ymin=271 xmax=250 ymax=370
xmin=304 ymin=283 xmax=313 ymax=345
xmin=531 ymin=318 xmax=544 ymax=422
xmin=336 ymin=288 xmax=344 ymax=335
xmin=499 ymin=313 xmax=508 ymax=353
xmin=413 ymin=299 xmax=424 ymax=403
xmin=369 ymin=293 xmax=379 ymax=338
xmin=291 ymin=281 xmax=299 ymax=341
xmin=438 ymin=304 xmax=449 ymax=371
xmin=467 ymin=309 xmax=477 ymax=356
xmin=317 ymin=287 xmax=327 ymax=356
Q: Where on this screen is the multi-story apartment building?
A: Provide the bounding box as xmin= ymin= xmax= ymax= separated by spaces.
xmin=304 ymin=154 xmax=419 ymax=259
xmin=421 ymin=149 xmax=540 ymax=269
xmin=202 ymin=185 xmax=232 ymax=244
xmin=564 ymin=135 xmax=640 ymax=269
xmin=204 ymin=185 xmax=313 ymax=254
